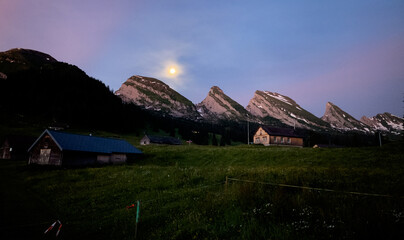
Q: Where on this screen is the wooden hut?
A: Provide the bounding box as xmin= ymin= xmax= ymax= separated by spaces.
xmin=140 ymin=135 xmax=182 ymax=145
xmin=28 ymin=130 xmax=142 ymax=166
xmin=253 ymin=126 xmax=303 ymax=147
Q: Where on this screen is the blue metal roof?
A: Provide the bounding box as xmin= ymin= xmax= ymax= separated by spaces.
xmin=34 ymin=130 xmax=142 ymax=154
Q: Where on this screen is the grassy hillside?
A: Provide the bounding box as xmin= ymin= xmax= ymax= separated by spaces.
xmin=1 ymin=143 xmax=403 ymax=239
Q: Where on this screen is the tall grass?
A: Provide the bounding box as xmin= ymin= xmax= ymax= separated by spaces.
xmin=1 ymin=142 xmax=403 ymax=239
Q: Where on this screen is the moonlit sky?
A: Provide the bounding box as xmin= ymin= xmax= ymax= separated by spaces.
xmin=1 ymin=0 xmax=403 ymax=119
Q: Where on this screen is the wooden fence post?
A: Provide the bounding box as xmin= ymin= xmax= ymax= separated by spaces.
xmin=135 ymin=200 xmax=140 ymax=239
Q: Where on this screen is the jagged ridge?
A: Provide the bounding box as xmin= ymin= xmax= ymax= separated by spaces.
xmin=361 ymin=113 xmax=403 ymax=134
xmin=246 ymin=90 xmax=330 ymax=130
xmin=321 ymin=102 xmax=370 ymax=132
xmin=115 ymin=75 xmax=201 ymax=119
xmin=196 ymin=86 xmax=250 ymax=122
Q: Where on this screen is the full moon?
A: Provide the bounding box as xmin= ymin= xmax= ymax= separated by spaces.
xmin=163 ymin=63 xmax=182 ymax=79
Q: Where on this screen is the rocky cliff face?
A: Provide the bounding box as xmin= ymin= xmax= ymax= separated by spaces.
xmin=321 ymin=102 xmax=370 ymax=132
xmin=115 ymin=75 xmax=201 ymax=119
xmin=361 ymin=113 xmax=403 ymax=134
xmin=196 ymin=86 xmax=250 ymax=122
xmin=246 ymin=90 xmax=329 ymax=130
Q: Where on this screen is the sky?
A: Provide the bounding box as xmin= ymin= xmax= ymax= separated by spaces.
xmin=1 ymin=0 xmax=403 ymax=119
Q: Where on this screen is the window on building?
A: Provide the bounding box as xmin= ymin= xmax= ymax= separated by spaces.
xmin=287 ymin=138 xmax=291 ymax=144
xmin=263 ymin=136 xmax=267 ymax=143
xmin=281 ymin=137 xmax=284 ymax=143
xmin=255 ymin=138 xmax=260 ymax=143
xmin=274 ymin=137 xmax=278 ymax=143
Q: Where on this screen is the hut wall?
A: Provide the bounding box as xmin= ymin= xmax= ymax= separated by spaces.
xmin=290 ymin=137 xmax=303 ymax=146
xmin=253 ymin=129 xmax=270 ymax=145
xmin=97 ymin=154 xmax=111 ymax=164
xmin=254 ymin=134 xmax=303 ymax=147
xmin=29 ymin=134 xmax=62 ymax=165
xmin=268 ymin=136 xmax=303 ymax=147
xmin=111 ymin=154 xmax=127 ymax=164
xmin=62 ymin=151 xmax=97 ymax=166
xmin=140 ymin=136 xmax=150 ymax=145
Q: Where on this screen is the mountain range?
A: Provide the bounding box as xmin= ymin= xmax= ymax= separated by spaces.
xmin=116 ymin=76 xmax=403 ymax=134
xmin=1 ymin=48 xmax=402 ymax=137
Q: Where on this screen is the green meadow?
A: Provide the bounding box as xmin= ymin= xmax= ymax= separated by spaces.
xmin=1 ymin=143 xmax=404 ymax=239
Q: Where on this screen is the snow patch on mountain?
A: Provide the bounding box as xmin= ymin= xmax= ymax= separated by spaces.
xmin=361 ymin=113 xmax=403 ymax=134
xmin=247 ymin=90 xmax=329 ymax=130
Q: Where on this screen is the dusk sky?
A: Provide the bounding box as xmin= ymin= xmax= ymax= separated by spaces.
xmin=1 ymin=0 xmax=403 ymax=119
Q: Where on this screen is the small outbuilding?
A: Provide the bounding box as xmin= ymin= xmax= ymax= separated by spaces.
xmin=140 ymin=135 xmax=182 ymax=145
xmin=253 ymin=126 xmax=304 ymax=147
xmin=28 ymin=130 xmax=142 ymax=166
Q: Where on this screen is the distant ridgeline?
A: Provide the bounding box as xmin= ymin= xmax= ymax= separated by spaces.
xmin=1 ymin=48 xmax=401 ymax=146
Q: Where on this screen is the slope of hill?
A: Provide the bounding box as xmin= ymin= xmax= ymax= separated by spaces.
xmin=246 ymin=91 xmax=330 ymax=130
xmin=196 ymin=86 xmax=250 ymax=122
xmin=115 ymin=75 xmax=201 ymax=120
xmin=321 ymin=102 xmax=370 ymax=132
xmin=0 ymin=48 xmax=145 ymax=131
xmin=0 ymin=48 xmax=57 ymax=69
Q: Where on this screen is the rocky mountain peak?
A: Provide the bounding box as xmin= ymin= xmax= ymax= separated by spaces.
xmin=321 ymin=102 xmax=369 ymax=132
xmin=196 ymin=86 xmax=249 ymax=122
xmin=210 ymin=86 xmax=224 ymax=94
xmin=360 ymin=113 xmax=403 ymax=134
xmin=247 ymin=90 xmax=329 ymax=130
xmin=115 ymin=75 xmax=201 ymax=120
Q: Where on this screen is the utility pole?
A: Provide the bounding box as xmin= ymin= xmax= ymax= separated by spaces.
xmin=246 ymin=114 xmax=250 ymax=145
xmin=247 ymin=119 xmax=250 ymax=145
xmin=379 ymin=132 xmax=382 ymax=147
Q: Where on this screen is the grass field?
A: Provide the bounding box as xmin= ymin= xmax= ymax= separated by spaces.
xmin=1 ymin=142 xmax=404 ymax=239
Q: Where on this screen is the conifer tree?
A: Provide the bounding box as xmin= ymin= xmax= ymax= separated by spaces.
xmin=212 ymin=133 xmax=218 ymax=146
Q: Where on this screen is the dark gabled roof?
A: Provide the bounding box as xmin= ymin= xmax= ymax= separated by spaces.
xmin=29 ymin=130 xmax=142 ymax=154
xmin=145 ymin=135 xmax=182 ymax=145
xmin=260 ymin=126 xmax=303 ymax=138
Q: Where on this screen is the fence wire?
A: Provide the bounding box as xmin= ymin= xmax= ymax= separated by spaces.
xmin=226 ymin=177 xmax=404 ymax=199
